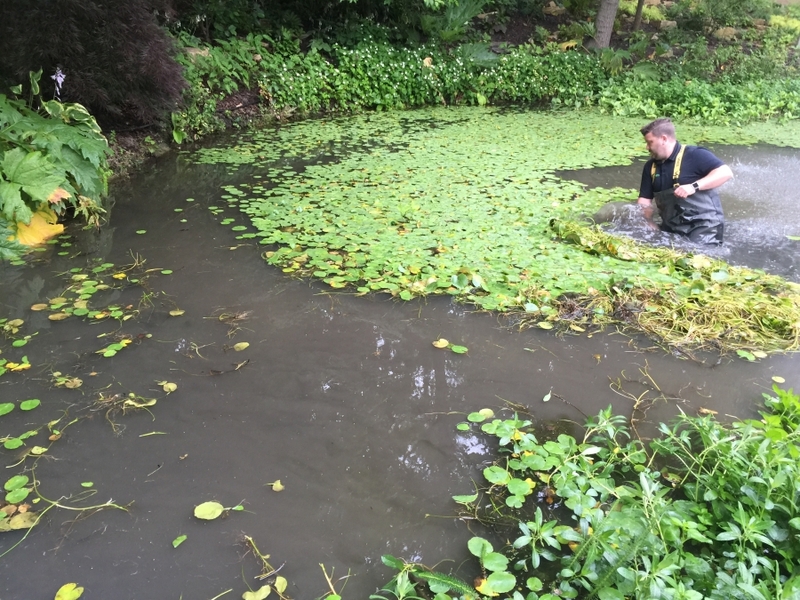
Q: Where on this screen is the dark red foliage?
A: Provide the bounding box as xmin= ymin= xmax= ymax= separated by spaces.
xmin=0 ymin=0 xmax=187 ymax=129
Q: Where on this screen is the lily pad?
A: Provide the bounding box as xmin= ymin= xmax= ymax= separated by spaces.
xmin=194 ymin=501 xmax=225 ymax=520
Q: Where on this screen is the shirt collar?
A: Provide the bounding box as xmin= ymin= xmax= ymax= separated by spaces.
xmin=663 ymin=141 xmax=682 ymax=163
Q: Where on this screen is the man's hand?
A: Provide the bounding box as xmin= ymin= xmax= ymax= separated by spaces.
xmin=636 ymin=197 xmax=659 ymax=230
xmin=674 ymin=184 xmax=694 ymax=199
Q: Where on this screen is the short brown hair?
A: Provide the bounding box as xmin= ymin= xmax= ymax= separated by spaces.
xmin=640 ymin=118 xmax=675 ymax=138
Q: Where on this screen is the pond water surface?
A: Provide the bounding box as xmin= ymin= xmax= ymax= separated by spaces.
xmin=1 ymin=120 xmax=799 ymax=600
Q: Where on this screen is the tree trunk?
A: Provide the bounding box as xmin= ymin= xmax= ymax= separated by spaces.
xmin=632 ymin=0 xmax=645 ymax=31
xmin=594 ymin=0 xmax=620 ymax=49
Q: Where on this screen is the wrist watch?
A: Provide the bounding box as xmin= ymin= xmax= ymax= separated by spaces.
xmin=692 ymin=182 xmax=700 ymax=191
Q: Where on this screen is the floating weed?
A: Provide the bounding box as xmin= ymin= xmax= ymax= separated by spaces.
xmin=188 ymin=108 xmax=800 ymax=353
xmin=51 ymin=371 xmax=83 ymax=389
xmin=432 ymin=338 xmax=469 ymax=354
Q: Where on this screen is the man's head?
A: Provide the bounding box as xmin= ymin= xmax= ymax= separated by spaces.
xmin=641 ymin=117 xmax=676 ymax=161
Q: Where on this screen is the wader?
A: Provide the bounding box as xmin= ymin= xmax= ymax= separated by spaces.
xmin=652 ymin=146 xmax=725 ymax=244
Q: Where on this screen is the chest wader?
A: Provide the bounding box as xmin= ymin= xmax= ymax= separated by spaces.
xmin=652 ymin=146 xmax=725 ymax=244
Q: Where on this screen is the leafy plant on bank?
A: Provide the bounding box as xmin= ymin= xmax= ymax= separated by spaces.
xmin=170 ymin=14 xmax=800 ymax=144
xmin=378 ymin=385 xmax=800 ymax=599
xmin=0 ymin=71 xmax=109 ymax=260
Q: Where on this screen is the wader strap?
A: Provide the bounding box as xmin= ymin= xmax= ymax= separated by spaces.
xmin=650 ymin=145 xmax=686 ymax=189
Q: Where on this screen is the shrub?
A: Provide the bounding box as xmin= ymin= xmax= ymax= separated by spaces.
xmin=0 ymin=0 xmax=185 ymax=128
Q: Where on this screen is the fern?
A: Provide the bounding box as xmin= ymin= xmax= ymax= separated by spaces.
xmin=413 ymin=569 xmax=476 ymax=596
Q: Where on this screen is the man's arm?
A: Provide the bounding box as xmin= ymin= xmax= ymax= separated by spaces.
xmin=674 ymin=165 xmax=733 ymax=199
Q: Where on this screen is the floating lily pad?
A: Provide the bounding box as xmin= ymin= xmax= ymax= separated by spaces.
xmin=194 ymin=501 xmax=225 ymax=520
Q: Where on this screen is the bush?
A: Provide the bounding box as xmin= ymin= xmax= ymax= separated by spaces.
xmin=0 ymin=0 xmax=185 ymax=128
xmin=0 ymin=71 xmax=109 ymax=261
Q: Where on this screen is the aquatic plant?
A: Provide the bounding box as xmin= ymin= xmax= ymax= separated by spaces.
xmin=188 ymin=107 xmax=800 ymax=353
xmin=380 ymin=384 xmax=800 ymax=599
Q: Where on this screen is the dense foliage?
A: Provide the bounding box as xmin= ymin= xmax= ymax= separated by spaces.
xmin=0 ymin=72 xmax=109 ymax=261
xmin=170 ymin=6 xmax=800 ymax=143
xmin=373 ymin=385 xmax=800 ymax=599
xmin=0 ymin=0 xmax=185 ymax=127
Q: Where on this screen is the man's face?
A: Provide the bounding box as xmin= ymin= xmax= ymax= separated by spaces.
xmin=644 ymin=132 xmax=671 ymax=161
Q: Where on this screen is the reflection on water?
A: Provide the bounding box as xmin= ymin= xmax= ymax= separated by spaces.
xmin=562 ymin=145 xmax=800 ymax=281
xmin=1 ymin=144 xmax=798 ymax=600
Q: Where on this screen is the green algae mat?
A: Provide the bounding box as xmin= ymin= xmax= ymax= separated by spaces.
xmin=187 ymin=107 xmax=800 ymax=353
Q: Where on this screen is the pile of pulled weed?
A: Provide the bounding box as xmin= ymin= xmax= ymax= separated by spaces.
xmin=548 ymin=220 xmax=800 ymax=353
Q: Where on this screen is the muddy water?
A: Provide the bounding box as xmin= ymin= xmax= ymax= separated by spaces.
xmin=1 ymin=144 xmax=799 ymax=600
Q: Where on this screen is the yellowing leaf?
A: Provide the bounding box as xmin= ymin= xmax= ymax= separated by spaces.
xmin=475 ymin=578 xmax=498 ymax=597
xmin=169 ymin=309 xmax=185 ymax=317
xmin=697 ymin=407 xmax=718 ymax=416
xmin=432 ymin=338 xmax=449 ymax=348
xmin=267 ymin=480 xmax=285 ymax=492
xmin=30 ymin=304 xmax=48 ymax=311
xmin=752 ymin=350 xmax=768 ymax=359
xmin=112 ymin=272 xmax=127 ymax=280
xmin=233 ymin=342 xmax=250 ymax=351
xmin=537 ymin=321 xmax=554 ymax=330
xmin=274 ymin=576 xmax=288 ymax=594
xmin=47 ymin=187 xmax=71 ymax=204
xmin=54 ymin=583 xmax=84 ymax=600
xmin=48 ymin=313 xmax=69 ymax=321
xmin=772 ymin=376 xmax=786 ymax=383
xmin=162 ymin=382 xmax=178 ymax=393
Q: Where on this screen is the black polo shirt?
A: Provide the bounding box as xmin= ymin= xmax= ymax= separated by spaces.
xmin=639 ymin=142 xmax=724 ymax=199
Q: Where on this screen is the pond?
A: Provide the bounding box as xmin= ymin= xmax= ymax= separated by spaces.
xmin=1 ymin=108 xmax=799 ymax=600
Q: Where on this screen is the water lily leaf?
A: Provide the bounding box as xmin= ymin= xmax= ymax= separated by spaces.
xmin=542 ymin=392 xmax=552 ymax=402
xmin=54 ymin=583 xmax=84 ymax=600
xmin=772 ymin=376 xmax=786 ymax=383
xmin=194 ymin=501 xmax=225 ymax=520
xmin=736 ymin=350 xmax=756 ymax=361
xmin=172 ymin=534 xmax=187 ymax=548
xmin=456 ymin=422 xmax=470 ymax=431
xmin=268 ymin=480 xmax=285 ymax=492
xmin=4 ymin=475 xmax=29 ymax=491
xmin=3 ymin=438 xmax=23 ymax=450
xmin=274 ymin=577 xmax=288 ymax=594
xmin=468 ymin=536 xmax=493 ymax=558
xmin=48 ymin=312 xmax=69 ymax=321
xmin=81 ymin=482 xmax=93 ymax=488
xmin=30 ymin=446 xmax=48 ymax=455
xmin=537 ymin=321 xmax=554 ymax=330
xmin=0 ymin=403 xmax=14 ymax=416
xmin=5 ymin=487 xmax=30 ymax=504
xmin=752 ymin=350 xmax=768 ymax=358
xmin=450 ymin=344 xmax=468 ymax=354
xmin=169 ymin=310 xmax=185 ymax=317
xmin=30 ymin=303 xmax=48 ymax=311
xmin=233 ymin=342 xmax=250 ymax=351
xmin=483 ymin=466 xmax=511 ymax=485
xmin=432 ymin=338 xmax=449 ymax=348
xmin=242 ymin=585 xmax=271 ymax=600
xmin=484 ymin=571 xmax=516 ymax=594
xmin=20 ymin=399 xmax=40 ymax=411
xmin=161 ymin=382 xmax=178 ymax=393
xmin=136 ymin=230 xmax=146 ymax=234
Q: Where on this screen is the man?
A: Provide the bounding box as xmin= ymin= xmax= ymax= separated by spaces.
xmin=637 ymin=118 xmax=733 ymax=244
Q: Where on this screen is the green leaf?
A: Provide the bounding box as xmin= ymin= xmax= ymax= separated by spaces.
xmin=483 ymin=465 xmax=511 ymax=485
xmin=381 ymin=555 xmax=406 ymax=570
xmin=450 ymin=344 xmax=468 ymax=354
xmin=597 ymin=589 xmax=626 ymax=600
xmin=193 ymin=501 xmax=225 ymax=520
xmin=482 ymin=551 xmax=509 ymax=572
xmin=172 ymin=534 xmax=187 ymax=548
xmin=467 ymin=536 xmax=493 ymax=558
xmin=452 ymin=492 xmax=478 ymax=504
xmin=19 ymin=399 xmax=40 ymax=411
xmin=5 ymin=487 xmax=30 ymax=504
xmin=3 ymin=438 xmax=23 ymax=450
xmin=4 ymin=475 xmax=29 ymax=491
xmin=0 ymin=403 xmax=15 ymax=416
xmin=456 ymin=422 xmax=470 ymax=431
xmin=737 ymin=350 xmax=756 ymax=361
xmin=484 ymin=571 xmax=516 ymax=594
